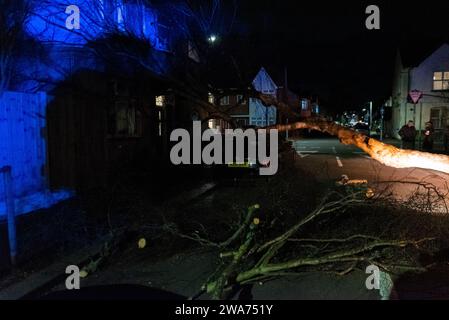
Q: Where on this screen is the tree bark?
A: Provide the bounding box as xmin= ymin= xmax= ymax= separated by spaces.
xmin=268 ymin=120 xmax=449 ymax=175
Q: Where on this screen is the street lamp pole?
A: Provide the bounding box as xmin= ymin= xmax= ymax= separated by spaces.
xmin=380 ymin=105 xmax=385 ymax=141
xmin=369 ymin=101 xmax=373 ymax=131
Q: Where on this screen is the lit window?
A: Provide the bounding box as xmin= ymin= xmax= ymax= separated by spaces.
xmin=208 ymin=119 xmax=215 ymax=129
xmin=433 ymin=71 xmax=449 ymax=91
xmin=237 ymin=95 xmax=245 ymax=104
xmin=108 ymin=101 xmax=142 ymax=137
xmin=155 ymin=95 xmax=165 ymax=107
xmin=430 ymin=108 xmax=446 ymax=129
xmin=208 ymin=93 xmax=214 ymax=104
xmin=220 ymin=96 xmax=229 ymax=106
xmin=301 ymin=99 xmax=308 ymax=110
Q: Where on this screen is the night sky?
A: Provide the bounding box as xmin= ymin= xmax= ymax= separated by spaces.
xmin=223 ymin=1 xmax=449 ymax=112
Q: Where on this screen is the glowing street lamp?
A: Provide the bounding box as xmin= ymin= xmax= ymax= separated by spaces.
xmin=208 ymin=35 xmax=217 ymax=43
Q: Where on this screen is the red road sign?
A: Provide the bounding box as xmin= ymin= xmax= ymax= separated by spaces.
xmin=409 ymin=90 xmax=423 ymax=104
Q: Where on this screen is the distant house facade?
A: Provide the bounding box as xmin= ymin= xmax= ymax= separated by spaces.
xmin=390 ymin=43 xmax=449 ymax=141
xmin=249 ymin=68 xmax=277 ymax=126
xmin=207 ymin=90 xmax=249 ymax=130
xmin=209 ymin=67 xmax=278 ymax=129
xmin=298 ymin=97 xmax=320 ymax=118
xmin=209 ymin=67 xmax=322 ymax=130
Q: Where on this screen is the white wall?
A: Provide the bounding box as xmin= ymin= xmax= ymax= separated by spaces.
xmin=392 ymin=44 xmax=449 ymax=138
xmin=250 ymin=68 xmax=278 ymax=126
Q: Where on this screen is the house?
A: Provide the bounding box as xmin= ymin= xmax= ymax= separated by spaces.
xmin=298 ymin=97 xmax=320 ymax=118
xmin=207 ymin=90 xmax=249 ymax=129
xmin=208 ymin=67 xmax=279 ymax=129
xmin=209 ymin=67 xmax=321 ymax=130
xmin=249 ymin=68 xmax=278 ymax=126
xmin=1 ymin=0 xmax=205 ymax=216
xmin=389 ymin=43 xmax=449 ymax=141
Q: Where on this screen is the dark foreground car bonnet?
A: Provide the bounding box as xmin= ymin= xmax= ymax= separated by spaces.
xmin=31 ymin=284 xmax=187 ymax=301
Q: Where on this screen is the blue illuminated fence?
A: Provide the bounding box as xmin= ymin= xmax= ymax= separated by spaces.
xmin=0 ymin=91 xmax=73 ymax=219
xmin=0 ymin=166 xmax=17 ymax=265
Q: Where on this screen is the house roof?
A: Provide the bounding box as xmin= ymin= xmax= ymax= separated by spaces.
xmin=400 ymin=42 xmax=449 ymax=68
xmin=210 ymin=65 xmax=285 ymax=91
xmin=252 ymin=67 xmax=278 ymax=92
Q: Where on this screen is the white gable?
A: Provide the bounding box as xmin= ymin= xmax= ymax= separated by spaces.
xmin=418 ymin=43 xmax=449 ymax=68
xmin=410 ymin=43 xmax=449 ymax=94
xmin=252 ymin=67 xmax=278 ymax=95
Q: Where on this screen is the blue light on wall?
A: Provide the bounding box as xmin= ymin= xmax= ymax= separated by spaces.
xmin=0 ymin=91 xmax=73 ymax=218
xmin=2 ymin=0 xmax=177 ymax=217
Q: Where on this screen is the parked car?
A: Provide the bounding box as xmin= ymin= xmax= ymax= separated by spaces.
xmin=353 ymin=122 xmax=370 ymax=136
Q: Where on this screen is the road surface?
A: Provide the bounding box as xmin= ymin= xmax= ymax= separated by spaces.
xmin=292 ymin=138 xmax=449 ymax=213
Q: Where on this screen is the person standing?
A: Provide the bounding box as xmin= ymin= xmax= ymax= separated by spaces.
xmin=422 ymin=121 xmax=434 ymax=152
xmin=398 ymin=120 xmax=417 ymax=150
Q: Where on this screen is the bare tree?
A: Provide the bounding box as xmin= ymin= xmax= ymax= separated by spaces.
xmin=0 ymin=0 xmax=35 ymax=95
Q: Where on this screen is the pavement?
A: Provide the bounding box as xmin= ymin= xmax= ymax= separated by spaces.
xmin=291 ymin=137 xmax=449 ymax=213
xmin=0 ymin=182 xmax=218 ymax=300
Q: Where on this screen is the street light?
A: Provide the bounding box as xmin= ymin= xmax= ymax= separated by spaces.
xmin=208 ymin=35 xmax=217 ymax=43
xmin=369 ymin=101 xmax=373 ymax=132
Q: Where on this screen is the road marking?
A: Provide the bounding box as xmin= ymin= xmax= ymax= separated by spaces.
xmin=296 ymin=151 xmax=311 ymax=158
xmin=336 ymin=156 xmax=343 ymax=167
xmin=296 ymin=151 xmax=317 ymax=158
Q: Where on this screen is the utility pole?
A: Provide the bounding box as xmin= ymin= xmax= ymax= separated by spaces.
xmin=369 ymin=101 xmax=373 ymax=132
xmin=380 ymin=105 xmax=385 ymax=141
xmin=418 ymin=102 xmax=423 ymax=150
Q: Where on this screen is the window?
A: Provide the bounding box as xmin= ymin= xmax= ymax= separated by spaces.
xmin=158 ymin=111 xmax=163 ymax=136
xmin=236 ymin=95 xmax=245 ymax=104
xmin=155 ymin=95 xmax=165 ymax=107
xmin=433 ymin=71 xmax=449 ymax=91
xmin=220 ymin=96 xmax=230 ymax=106
xmin=208 ymin=93 xmax=214 ymax=104
xmin=154 ymin=15 xmax=172 ymax=52
xmin=236 ymin=119 xmax=247 ymax=127
xmin=188 ymin=41 xmax=200 ymax=63
xmin=301 ymin=99 xmax=308 ymax=111
xmin=430 ymin=107 xmax=447 ymax=129
xmin=108 ymin=101 xmax=142 ymax=137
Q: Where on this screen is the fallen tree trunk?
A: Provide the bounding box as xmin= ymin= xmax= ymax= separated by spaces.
xmin=268 ymin=120 xmax=449 ymax=175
